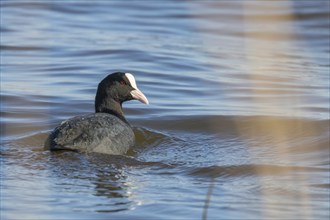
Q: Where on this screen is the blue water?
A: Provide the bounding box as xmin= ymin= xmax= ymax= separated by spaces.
xmin=1 ymin=1 xmax=329 ymax=219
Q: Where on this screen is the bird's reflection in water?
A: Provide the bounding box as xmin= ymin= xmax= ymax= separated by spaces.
xmin=47 ymin=151 xmax=142 ymax=213
xmin=93 ymin=170 xmax=132 ymax=213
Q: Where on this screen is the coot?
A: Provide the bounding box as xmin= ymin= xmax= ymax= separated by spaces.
xmin=45 ymin=72 xmax=149 ymax=155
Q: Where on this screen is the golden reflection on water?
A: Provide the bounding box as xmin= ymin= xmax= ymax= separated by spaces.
xmin=242 ymin=1 xmax=312 ymax=219
xmin=199 ymin=1 xmax=318 ymax=219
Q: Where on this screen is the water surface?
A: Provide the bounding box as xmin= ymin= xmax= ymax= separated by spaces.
xmin=1 ymin=1 xmax=329 ymax=219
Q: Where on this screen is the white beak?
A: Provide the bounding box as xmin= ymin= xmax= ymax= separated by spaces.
xmin=130 ymin=89 xmax=149 ymax=105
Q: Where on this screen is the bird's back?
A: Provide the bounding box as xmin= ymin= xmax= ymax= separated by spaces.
xmin=45 ymin=113 xmax=134 ymax=155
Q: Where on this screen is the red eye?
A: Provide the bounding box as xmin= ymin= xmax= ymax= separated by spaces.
xmin=120 ymin=81 xmax=126 ymax=85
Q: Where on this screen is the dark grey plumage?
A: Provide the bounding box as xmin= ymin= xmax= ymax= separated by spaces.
xmin=44 ymin=72 xmax=149 ymax=155
xmin=45 ymin=113 xmax=134 ymax=155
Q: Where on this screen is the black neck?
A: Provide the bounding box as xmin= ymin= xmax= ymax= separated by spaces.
xmin=95 ymin=98 xmax=128 ymax=124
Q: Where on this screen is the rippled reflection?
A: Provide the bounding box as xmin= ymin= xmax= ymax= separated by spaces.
xmin=198 ymin=1 xmax=329 ymax=219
